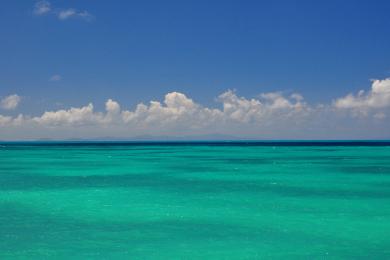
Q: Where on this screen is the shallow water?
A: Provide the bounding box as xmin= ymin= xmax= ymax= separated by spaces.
xmin=1 ymin=143 xmax=390 ymax=259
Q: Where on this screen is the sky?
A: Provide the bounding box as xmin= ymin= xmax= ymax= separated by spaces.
xmin=0 ymin=0 xmax=390 ymax=140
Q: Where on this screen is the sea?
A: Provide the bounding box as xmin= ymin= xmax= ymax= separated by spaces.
xmin=1 ymin=141 xmax=390 ymax=259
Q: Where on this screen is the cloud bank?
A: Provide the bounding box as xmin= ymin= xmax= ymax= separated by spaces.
xmin=1 ymin=79 xmax=390 ymax=140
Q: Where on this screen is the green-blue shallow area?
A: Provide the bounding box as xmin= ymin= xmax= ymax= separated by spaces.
xmin=1 ymin=142 xmax=390 ymax=259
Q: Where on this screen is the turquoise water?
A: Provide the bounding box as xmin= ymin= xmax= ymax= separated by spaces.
xmin=1 ymin=143 xmax=390 ymax=259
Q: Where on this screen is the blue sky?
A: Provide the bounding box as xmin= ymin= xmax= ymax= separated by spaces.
xmin=0 ymin=0 xmax=390 ymax=139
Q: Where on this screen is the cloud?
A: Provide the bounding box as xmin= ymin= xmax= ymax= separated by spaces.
xmin=218 ymin=90 xmax=308 ymax=123
xmin=0 ymin=115 xmax=13 ymax=126
xmin=32 ymin=99 xmax=122 ymax=127
xmin=1 ymin=79 xmax=389 ymax=140
xmin=33 ymin=1 xmax=93 ymax=21
xmin=121 ymin=92 xmax=222 ymax=129
xmin=33 ymin=103 xmax=103 ymax=126
xmin=57 ymin=8 xmax=93 ymax=21
xmin=334 ymin=78 xmax=390 ymax=115
xmin=58 ymin=9 xmax=76 ymax=20
xmin=77 ymin=11 xmax=94 ymax=21
xmin=106 ymin=99 xmax=121 ymax=114
xmin=58 ymin=9 xmax=93 ymax=21
xmin=374 ymin=112 xmax=386 ymax=119
xmin=49 ymin=75 xmax=62 ymax=81
xmin=1 ymin=94 xmax=21 ymax=110
xmin=33 ymin=0 xmax=51 ymax=15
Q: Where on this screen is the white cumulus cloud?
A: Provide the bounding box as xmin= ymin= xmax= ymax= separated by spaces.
xmin=106 ymin=99 xmax=121 ymax=114
xmin=33 ymin=103 xmax=104 ymax=126
xmin=1 ymin=94 xmax=21 ymax=110
xmin=218 ymin=90 xmax=308 ymax=123
xmin=334 ymin=78 xmax=390 ymax=115
xmin=121 ymin=92 xmax=222 ymax=129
